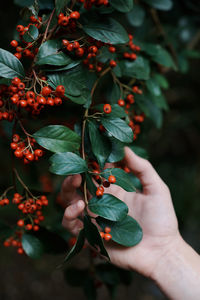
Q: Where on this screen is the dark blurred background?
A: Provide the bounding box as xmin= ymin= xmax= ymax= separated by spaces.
xmin=0 ymin=0 xmax=200 ymax=299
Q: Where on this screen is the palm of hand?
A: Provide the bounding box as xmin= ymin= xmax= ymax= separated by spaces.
xmin=105 ymin=183 xmax=179 ymax=277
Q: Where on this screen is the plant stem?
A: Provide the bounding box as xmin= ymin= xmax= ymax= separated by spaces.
xmin=81 ymin=109 xmax=89 ymax=206
xmin=14 ymin=169 xmax=35 ymax=199
xmin=41 ymin=8 xmax=55 ymax=44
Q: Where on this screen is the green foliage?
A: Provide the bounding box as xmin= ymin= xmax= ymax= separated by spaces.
xmin=83 ymin=17 xmax=129 ymax=45
xmin=64 ymin=229 xmax=85 ymax=262
xmin=88 ymin=194 xmax=128 ymax=221
xmin=0 ymin=48 xmax=25 ymax=79
xmin=23 ymin=24 xmax=39 ymax=43
xmin=97 ymin=215 xmax=143 ymax=247
xmin=103 ymin=168 xmax=136 ymax=192
xmin=109 ymin=0 xmax=134 ymax=12
xmin=33 ymin=125 xmax=81 ymax=153
xmin=50 ymin=152 xmax=88 ymax=175
xmin=101 ymin=118 xmax=133 ymax=143
xmin=22 ymin=233 xmax=44 ymax=259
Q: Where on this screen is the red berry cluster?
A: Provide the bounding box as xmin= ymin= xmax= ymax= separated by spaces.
xmin=0 ymin=198 xmax=9 ymax=206
xmin=100 ymin=227 xmax=112 ymax=241
xmin=62 ymin=39 xmax=85 ymax=57
xmin=3 ymin=231 xmax=24 ymax=255
xmin=11 ymin=15 xmax=42 ymax=60
xmin=77 ymin=0 xmax=109 ymax=9
xmin=5 ymin=76 xmax=66 ymax=115
xmin=13 ymin=193 xmax=48 ymax=231
xmin=123 ymin=34 xmax=141 ymax=61
xmin=11 ymin=134 xmax=44 ymax=164
xmin=58 ymin=11 xmax=80 ymax=30
xmin=93 ymin=168 xmax=116 ymax=197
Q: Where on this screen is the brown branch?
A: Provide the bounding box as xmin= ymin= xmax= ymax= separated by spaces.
xmin=41 ymin=8 xmax=55 ymax=44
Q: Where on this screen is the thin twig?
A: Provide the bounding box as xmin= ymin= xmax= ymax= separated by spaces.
xmin=41 ymin=8 xmax=55 ymax=44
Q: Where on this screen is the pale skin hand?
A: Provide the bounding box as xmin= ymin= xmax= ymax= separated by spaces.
xmin=61 ymin=147 xmax=200 ymax=300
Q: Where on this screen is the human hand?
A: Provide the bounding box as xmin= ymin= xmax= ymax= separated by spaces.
xmin=61 ymin=147 xmax=181 ymax=279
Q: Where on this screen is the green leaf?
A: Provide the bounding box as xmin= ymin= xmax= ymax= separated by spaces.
xmin=146 ymin=78 xmax=161 ymax=96
xmin=153 ymin=73 xmax=169 ymax=89
xmin=33 ymin=125 xmax=81 ymax=153
xmin=103 ymin=168 xmax=136 ymax=192
xmin=88 ymin=120 xmax=111 ymax=169
xmin=55 ymin=0 xmax=70 ymax=15
xmin=36 ymin=40 xmax=73 ymax=66
xmin=41 ymin=60 xmax=81 ymax=72
xmin=151 ymin=45 xmax=176 ymax=69
xmin=84 ymin=215 xmax=109 ymax=259
xmin=110 ymin=0 xmax=133 ymax=12
xmin=23 ymin=24 xmax=39 ymax=43
xmin=14 ymin=0 xmax=34 ymax=6
xmin=22 ymin=233 xmax=44 ymax=259
xmin=66 ymin=89 xmax=91 ymax=105
xmin=97 ymin=215 xmax=143 ymax=247
xmin=126 ymin=5 xmax=145 ymax=27
xmin=120 ymin=56 xmax=150 ymax=80
xmin=101 ymin=117 xmax=133 ymax=143
xmin=50 ymin=152 xmax=88 ymax=175
xmin=107 ymin=138 xmax=125 ymax=163
xmin=0 ymin=48 xmax=25 ymax=79
xmin=83 ymin=17 xmax=129 ymax=45
xmin=142 ymin=0 xmax=173 ymax=10
xmin=64 ymin=229 xmax=85 ymax=262
xmin=48 ymin=67 xmax=87 ymax=97
xmin=108 ymin=82 xmax=121 ymax=103
xmin=88 ymin=194 xmax=128 ymax=221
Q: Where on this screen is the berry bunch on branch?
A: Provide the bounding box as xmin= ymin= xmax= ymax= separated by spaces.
xmin=0 ymin=0 xmax=199 ymax=297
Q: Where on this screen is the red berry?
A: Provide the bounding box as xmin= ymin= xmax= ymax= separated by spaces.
xmin=17 ymin=219 xmax=24 ymax=227
xmin=108 ymin=175 xmax=116 ymax=184
xmin=104 ymin=233 xmax=112 ymax=241
xmin=33 ymin=225 xmax=39 ymax=231
xmin=75 ymin=47 xmax=84 ymax=57
xmin=41 ymin=86 xmax=52 ymax=97
xmin=103 ymin=104 xmax=112 ymax=114
xmin=109 ymin=46 xmax=116 ymax=53
xmin=26 ymin=153 xmax=35 ymax=161
xmin=96 ymin=188 xmax=104 ymax=197
xmin=118 ymin=99 xmax=125 ymax=106
xmin=10 ymin=40 xmax=18 ymax=47
xmin=100 ymin=232 xmax=105 ymax=239
xmin=70 ymin=11 xmax=80 ymax=19
xmin=109 ymin=60 xmax=117 ymax=68
xmin=60 ymin=16 xmax=69 ymax=26
xmin=12 ymin=77 xmax=21 ymax=86
xmin=105 ymin=227 xmax=111 ymax=233
xmin=56 ymin=85 xmax=65 ymax=96
xmin=34 ymin=149 xmax=43 ymax=157
xmin=26 ymin=224 xmax=33 ymax=230
xmin=16 ymin=25 xmax=24 ymax=32
xmin=62 ymin=39 xmax=69 ymax=47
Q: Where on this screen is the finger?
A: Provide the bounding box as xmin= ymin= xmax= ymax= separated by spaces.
xmin=124 ymin=147 xmax=166 ymax=194
xmin=61 ymin=174 xmax=82 ymax=207
xmin=62 ymin=200 xmax=85 ymax=236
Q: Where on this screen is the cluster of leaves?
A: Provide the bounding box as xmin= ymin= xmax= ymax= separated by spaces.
xmin=0 ymin=0 xmax=200 ymax=298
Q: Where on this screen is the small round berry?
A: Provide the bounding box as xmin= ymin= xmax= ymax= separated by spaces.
xmin=12 ymin=77 xmax=21 ymax=86
xmin=118 ymin=99 xmax=125 ymax=106
xmin=109 ymin=46 xmax=116 ymax=53
xmin=10 ymin=40 xmax=18 ymax=47
xmin=17 ymin=219 xmax=24 ymax=227
xmin=26 ymin=224 xmax=33 ymax=230
xmin=17 ymin=247 xmax=24 ymax=254
xmin=105 ymin=227 xmax=111 ymax=233
xmin=41 ymin=86 xmax=52 ymax=97
xmin=108 ymin=175 xmax=116 ymax=184
xmin=73 ymin=41 xmax=80 ymax=49
xmin=109 ymin=60 xmax=117 ymax=68
xmin=75 ymin=47 xmax=84 ymax=57
xmin=61 ymin=16 xmax=69 ymax=26
xmin=103 ymin=181 xmax=110 ymax=188
xmin=26 ymin=153 xmax=35 ymax=161
xmin=103 ymin=104 xmax=112 ymax=114
xmin=34 ymin=149 xmax=43 ymax=157
xmin=62 ymin=39 xmax=69 ymax=47
xmin=70 ymin=11 xmax=80 ymax=19
xmin=18 ymin=82 xmax=25 ymax=90
xmin=96 ymin=188 xmax=104 ymax=197
xmin=67 ymin=43 xmax=74 ymax=51
xmin=33 ymin=225 xmax=39 ymax=231
xmin=16 ymin=25 xmax=24 ymax=32
xmin=56 ymin=85 xmax=65 ymax=96
xmin=104 ymin=233 xmax=112 ymax=241
xmin=14 ymin=53 xmax=22 ymax=59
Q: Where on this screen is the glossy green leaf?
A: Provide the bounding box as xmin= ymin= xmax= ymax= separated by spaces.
xmin=107 ymin=138 xmax=125 ymax=163
xmin=33 ymin=125 xmax=81 ymax=153
xmin=142 ymin=0 xmax=173 ymax=10
xmin=55 ymin=0 xmax=70 ymax=15
xmin=126 ymin=5 xmax=145 ymax=27
xmin=110 ymin=0 xmax=133 ymax=12
xmin=0 ymin=48 xmax=25 ymax=79
xmin=50 ymin=152 xmax=88 ymax=175
xmin=84 ymin=215 xmax=109 ymax=259
xmin=101 ymin=117 xmax=133 ymax=143
xmin=64 ymin=229 xmax=85 ymax=262
xmin=83 ymin=17 xmax=129 ymax=45
xmin=120 ymin=56 xmax=150 ymax=80
xmin=88 ymin=194 xmax=128 ymax=221
xmin=48 ymin=67 xmax=86 ymax=97
xmin=88 ymin=120 xmax=111 ymax=169
xmin=23 ymin=25 xmax=39 ymax=43
xmin=97 ymin=215 xmax=143 ymax=247
xmin=95 ymin=104 xmax=126 ymax=118
xmin=146 ymin=78 xmax=161 ymax=96
xmin=103 ymin=168 xmax=136 ymax=192
xmin=66 ymin=89 xmax=90 ymax=105
xmin=153 ymin=73 xmax=169 ymax=89
xmin=22 ymin=233 xmax=44 ymax=259
xmin=36 ymin=40 xmax=73 ymax=66
xmin=151 ymin=45 xmax=176 ymax=69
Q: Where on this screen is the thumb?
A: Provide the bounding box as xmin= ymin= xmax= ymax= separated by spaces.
xmin=124 ymin=147 xmax=165 ymax=194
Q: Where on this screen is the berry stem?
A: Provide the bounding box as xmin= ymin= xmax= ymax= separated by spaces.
xmin=42 ymin=8 xmax=55 ymax=44
xmin=81 ymin=109 xmax=89 ymax=206
xmin=14 ymin=169 xmax=35 ymax=199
